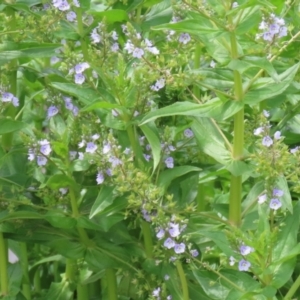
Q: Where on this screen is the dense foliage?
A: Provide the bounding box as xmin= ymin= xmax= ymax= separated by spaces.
xmin=1 ymin=0 xmax=300 ymax=299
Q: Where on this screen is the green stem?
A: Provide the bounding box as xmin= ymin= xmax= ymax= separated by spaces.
xmin=65 ymin=259 xmax=76 ymax=282
xmin=176 ymin=260 xmax=189 ymax=300
xmin=228 ymin=26 xmax=244 ymax=226
xmin=20 ymin=243 xmax=31 ymax=300
xmin=140 ymin=221 xmax=153 ymax=258
xmin=105 ymin=268 xmax=118 ymax=300
xmin=193 ymin=43 xmax=202 ymax=99
xmin=0 ymin=233 xmax=8 ymax=296
xmin=33 ymin=267 xmax=41 ymax=293
xmin=75 ymin=8 xmax=89 ymax=60
xmin=53 ymin=261 xmax=60 ymax=282
xmin=126 ymin=124 xmax=144 ymax=168
xmin=77 ymin=283 xmax=89 ymax=300
xmin=197 ymin=183 xmax=206 ymax=211
xmin=284 ymin=274 xmax=300 ymax=300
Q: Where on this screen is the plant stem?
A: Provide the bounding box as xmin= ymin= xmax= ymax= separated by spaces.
xmin=0 ymin=233 xmax=8 ymax=296
xmin=126 ymin=124 xmax=144 ymax=168
xmin=75 ymin=8 xmax=89 ymax=60
xmin=228 ymin=25 xmax=244 ymax=226
xmin=20 ymin=243 xmax=31 ymax=300
xmin=284 ymin=274 xmax=300 ymax=300
xmin=33 ymin=267 xmax=41 ymax=294
xmin=77 ymin=283 xmax=89 ymax=300
xmin=105 ymin=268 xmax=118 ymax=300
xmin=197 ymin=183 xmax=206 ymax=211
xmin=140 ymin=221 xmax=153 ymax=258
xmin=66 ymin=259 xmax=76 ymax=282
xmin=176 ymin=260 xmax=189 ymax=300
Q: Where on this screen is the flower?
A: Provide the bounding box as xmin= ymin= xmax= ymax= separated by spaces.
xmin=210 ymin=60 xmax=216 ymax=68
xmin=274 ymin=131 xmax=281 ymax=140
xmin=111 ymin=43 xmax=119 ymax=52
xmin=229 ymin=256 xmax=235 ymax=266
xmin=253 ymin=127 xmax=264 ymax=135
xmin=85 ymin=142 xmax=97 ymax=154
xmin=96 ymin=172 xmax=104 ymax=184
xmin=150 ymin=78 xmax=165 ymax=91
xmin=164 ymin=238 xmax=175 ymax=249
xmin=291 ymin=147 xmax=299 ymax=154
xmin=269 ymin=198 xmax=282 ymax=210
xmin=74 ymin=62 xmax=90 ymax=74
xmin=152 ymin=287 xmax=161 ymax=297
xmin=53 ymin=0 xmax=70 ymax=11
xmin=167 ymin=296 xmax=172 ymax=300
xmin=174 ymin=243 xmax=186 ymax=254
xmin=132 ymin=48 xmax=144 ymax=58
xmin=263 ymin=110 xmax=270 ymax=117
xmin=59 ymin=188 xmax=68 ymax=195
xmin=240 ymin=245 xmax=254 ymax=256
xmin=143 ymin=154 xmax=151 ymax=162
xmin=39 ymin=140 xmax=51 ymax=156
xmin=37 ymin=156 xmax=47 ymax=166
xmin=108 ymin=156 xmax=122 ymax=168
xmin=69 ymin=151 xmax=77 ymax=160
xmin=47 ymin=105 xmax=59 ymax=118
xmin=50 ymin=56 xmax=60 ymax=65
xmin=66 ymin=11 xmax=76 ymax=22
xmin=28 ymin=149 xmax=35 ymax=161
xmin=165 ymin=157 xmax=174 ymax=168
xmin=178 ymin=33 xmax=191 ymax=44
xmin=91 ymin=28 xmax=101 ymax=43
xmin=164 ymin=274 xmax=170 ymax=280
xmin=184 ymin=129 xmax=194 ymax=138
xmin=156 ymin=228 xmax=165 ymax=239
xmin=238 ymin=259 xmax=251 ymax=271
xmin=103 ymin=142 xmax=111 ymax=154
xmin=258 ymin=193 xmax=267 ymax=204
xmin=111 ymin=31 xmax=118 ymax=40
xmin=1 ymin=92 xmax=19 ymax=106
xmin=262 ymin=136 xmax=273 ymax=147
xmin=232 ymin=2 xmax=238 ymax=8
xmin=168 ymin=223 xmax=180 ymax=238
xmin=74 ymin=73 xmax=85 ymax=84
xmin=273 ymin=188 xmax=284 ymax=197
xmin=190 ymin=249 xmax=199 ymax=257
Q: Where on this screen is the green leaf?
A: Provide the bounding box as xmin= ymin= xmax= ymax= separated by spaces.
xmin=81 ymin=101 xmax=121 ymax=112
xmin=45 ymin=211 xmax=77 ymax=229
xmin=244 ymin=63 xmax=300 ymax=105
xmin=274 ymin=176 xmax=292 ymax=213
xmin=46 ymin=174 xmax=77 ymax=190
xmin=50 ymin=82 xmax=100 ymax=105
xmin=48 ymin=239 xmax=85 ymax=259
xmin=225 ymin=160 xmax=253 ymax=177
xmin=140 ymin=122 xmax=161 ymax=174
xmin=0 ymin=118 xmax=27 ymax=134
xmin=45 ymin=281 xmax=73 ymax=300
xmin=89 ymin=186 xmax=115 ymax=219
xmin=140 ymin=99 xmax=243 ymax=125
xmin=90 ymin=9 xmax=128 ymax=23
xmin=158 ymin=166 xmax=201 ymax=190
xmin=191 ymin=117 xmax=231 ymax=165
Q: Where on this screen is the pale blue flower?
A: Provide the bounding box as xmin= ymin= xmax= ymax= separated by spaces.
xmin=66 ymin=11 xmax=76 ymax=22
xmin=47 ymin=105 xmax=59 ymax=118
xmin=270 ymin=198 xmax=282 ymax=210
xmin=74 ymin=73 xmax=85 ymax=84
xmin=152 ymin=287 xmax=160 ymax=297
xmin=96 ymin=171 xmax=104 ymax=184
xmin=262 ymin=136 xmax=273 ymax=147
xmin=132 ymin=48 xmax=144 ymax=58
xmin=273 ymin=188 xmax=284 ymax=197
xmin=168 ymin=223 xmax=180 ymax=238
xmin=37 ymin=156 xmax=47 ymax=166
xmin=174 ymin=243 xmax=186 ymax=254
xmin=190 ymin=249 xmax=199 ymax=257
xmin=164 ymin=237 xmax=175 ymax=249
xmin=165 ymin=157 xmax=174 ymax=168
xmin=85 ymin=142 xmax=97 ymax=154
xmin=179 ymin=33 xmax=191 ymax=44
xmin=258 ymin=193 xmax=267 ymax=204
xmin=156 ymin=228 xmax=165 ymax=239
xmin=39 ymin=140 xmax=51 ymax=156
xmin=240 ymin=245 xmax=254 ymax=256
xmin=274 ymin=131 xmax=281 ymax=140
xmin=184 ymin=129 xmax=194 ymax=138
xmin=239 ymin=259 xmax=251 ymax=271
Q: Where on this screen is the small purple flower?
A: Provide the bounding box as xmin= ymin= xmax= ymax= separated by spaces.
xmin=109 ymin=156 xmax=122 ymax=168
xmin=37 ymin=156 xmax=47 ymax=166
xmin=112 ymin=109 xmax=119 ymax=117
xmin=258 ymin=193 xmax=267 ymax=204
xmin=165 ymin=157 xmax=174 ymax=168
xmin=164 ymin=237 xmax=175 ymax=249
xmin=73 ymin=0 xmax=80 ymax=7
xmin=210 ymin=60 xmax=216 ymax=68
xmin=190 ymin=249 xmax=199 ymax=257
xmin=263 ymin=110 xmax=270 ymax=117
xmin=278 ymin=26 xmax=288 ymax=38
xmin=85 ymin=142 xmax=97 ymax=154
xmin=111 ymin=43 xmax=119 ymax=52
xmin=229 ymin=256 xmax=235 ymax=266
xmin=111 ymin=31 xmax=118 ymax=40
xmin=150 ymin=78 xmax=165 ymax=91
xmin=72 ymin=106 xmax=79 ymax=116
xmin=238 ymin=259 xmax=251 ymax=271
xmin=156 ymin=228 xmax=165 ymax=239
xmin=132 ymin=48 xmax=144 ymax=59
xmin=152 ymin=287 xmax=160 ymax=297
xmin=262 ymin=32 xmax=274 ymax=42
xmin=74 ymin=73 xmax=85 ymax=84
xmin=103 ymin=142 xmax=111 ymax=154
xmin=124 ymin=40 xmax=134 ymax=53
xmin=28 ymin=149 xmax=35 ymax=161
xmin=74 ymin=62 xmax=90 ymax=74
xmin=269 ymin=23 xmax=280 ymax=35
xmin=240 ymin=245 xmax=254 ymax=256
xmin=232 ymin=2 xmax=238 ymax=8
xmin=184 ymin=129 xmax=194 ymax=138
xmin=179 ymin=33 xmax=191 ymax=44
xmin=78 ymin=152 xmax=84 ymax=160
xmin=91 ymin=134 xmax=100 ymax=140
xmin=2 ymin=92 xmax=13 ymax=102
xmin=270 ymin=198 xmax=282 ymax=210
xmin=167 ymin=295 xmax=172 ymax=300
xmin=168 ymin=223 xmax=180 ymax=238
xmin=106 ymin=168 xmax=112 ymax=176
xmin=253 ymin=127 xmax=264 ymax=135
xmin=96 ymin=171 xmax=104 ymax=184
xmin=47 ymin=105 xmax=59 ymax=118
xmin=69 ymin=151 xmax=77 ymax=160
xmin=50 ymin=56 xmax=60 ymax=65
xmin=141 ymin=209 xmax=151 ymax=222
xmin=262 ymin=136 xmax=273 ymax=147
xmin=174 ymin=243 xmax=186 ymax=254
xmin=12 ymin=97 xmax=19 ymax=107
xmin=143 ymin=154 xmax=151 ymax=162
xmin=273 ymin=188 xmax=284 ymax=197
xmin=59 ymin=188 xmax=68 ymax=195
xmin=66 ymin=11 xmax=76 ymax=22
xmin=78 ymin=140 xmax=85 ymax=148
xmin=291 ymin=147 xmax=299 ymax=154
xmin=274 ymin=131 xmax=281 ymax=140
xmin=39 ymin=140 xmax=51 ymax=156
xmin=91 ymin=28 xmax=101 ymax=43
xmin=164 ymin=274 xmax=170 ymax=280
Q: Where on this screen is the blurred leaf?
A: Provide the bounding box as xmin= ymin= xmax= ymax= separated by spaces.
xmin=140 ymin=122 xmax=161 ymax=174
xmin=90 ymin=186 xmax=115 ymax=219
xmin=46 ymin=174 xmax=77 ymax=190
xmin=45 ymin=211 xmax=77 ymax=229
xmin=225 ymin=160 xmax=254 ymax=177
xmin=158 ymin=166 xmax=201 ymax=190
xmin=274 ymin=176 xmax=292 ymax=213
xmin=0 ymin=118 xmax=27 ymax=134
xmin=90 ymin=9 xmax=128 ymax=23
xmin=45 ymin=281 xmax=73 ymax=300
xmin=140 ymin=99 xmax=243 ymax=125
xmin=191 ymin=117 xmax=231 ymax=165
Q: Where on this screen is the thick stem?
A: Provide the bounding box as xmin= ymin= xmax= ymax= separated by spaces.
xmin=284 ymin=274 xmax=300 ymax=300
xmin=0 ymin=233 xmax=8 ymax=296
xmin=65 ymin=259 xmax=76 ymax=282
xmin=140 ymin=221 xmax=153 ymax=258
xmin=33 ymin=267 xmax=41 ymax=294
xmin=197 ymin=183 xmax=206 ymax=211
xmin=20 ymin=243 xmax=31 ymax=300
xmin=77 ymin=283 xmax=89 ymax=300
xmin=126 ymin=124 xmax=144 ymax=168
xmin=228 ymin=27 xmax=244 ymax=226
xmin=105 ymin=268 xmax=118 ymax=300
xmin=176 ymin=260 xmax=189 ymax=300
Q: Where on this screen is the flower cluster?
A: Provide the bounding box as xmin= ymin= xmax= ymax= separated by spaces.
xmin=258 ymin=188 xmax=283 ymax=210
xmin=254 ymin=124 xmax=281 ymax=147
xmin=230 ymin=244 xmax=254 ymax=272
xmin=69 ymin=62 xmax=90 ymax=85
xmin=28 ymin=139 xmax=52 ymax=166
xmin=46 ymin=96 xmax=79 ymax=119
xmin=0 ymin=92 xmax=19 ymax=107
xmin=256 ymin=14 xmax=288 ymax=42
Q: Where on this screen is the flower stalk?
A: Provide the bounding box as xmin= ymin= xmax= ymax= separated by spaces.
xmin=0 ymin=233 xmax=8 ymax=296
